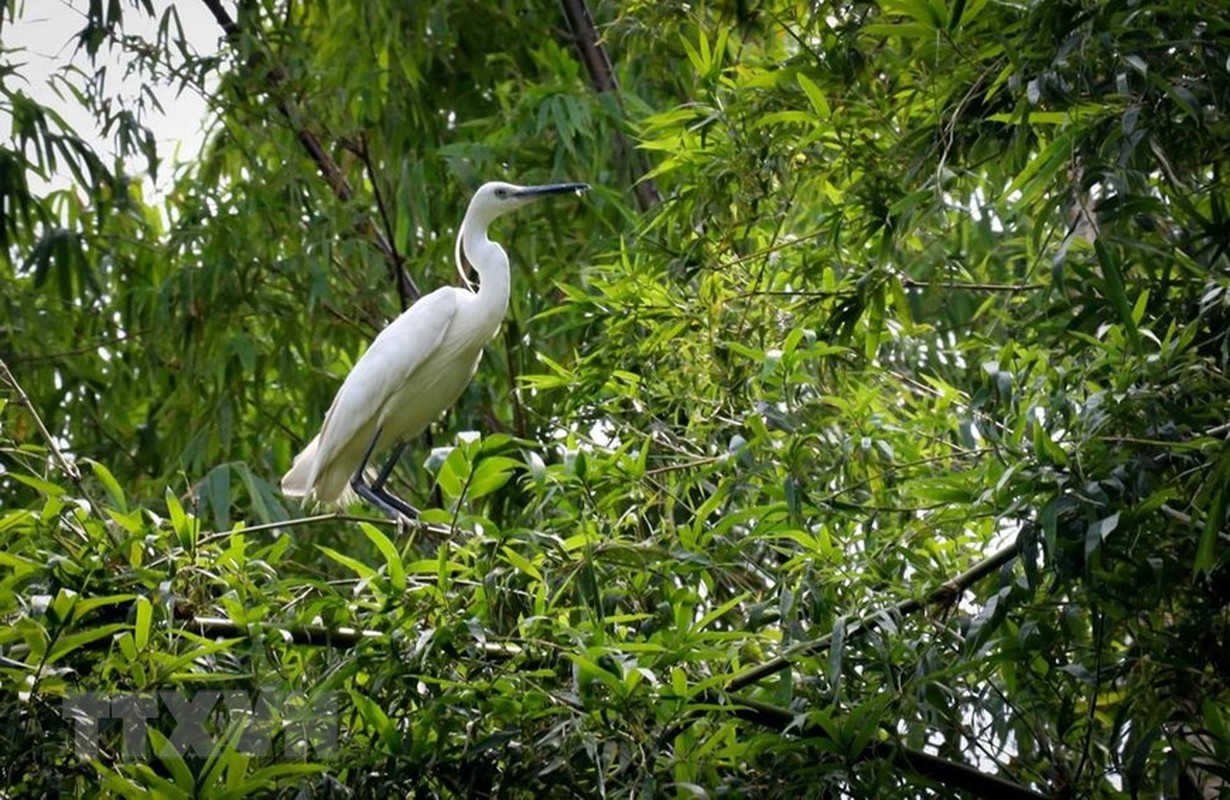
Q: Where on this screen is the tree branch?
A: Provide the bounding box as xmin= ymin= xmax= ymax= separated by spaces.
xmin=195 ymin=508 xmax=460 ymax=546
xmin=348 ymin=132 xmax=410 ymax=312
xmin=182 ymin=615 xmax=382 ymax=647
xmin=723 ymin=694 xmax=1049 ymax=800
xmin=558 ymin=0 xmax=661 ymax=211
xmin=199 ymin=0 xmax=418 ymax=306
xmin=654 ymin=538 xmax=1040 ymax=798
xmin=727 ymin=536 xmax=1022 ymax=692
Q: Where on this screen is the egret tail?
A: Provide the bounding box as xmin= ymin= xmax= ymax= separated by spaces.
xmin=280 ymin=434 xmax=320 ymax=499
xmin=281 ymin=433 xmax=365 ymax=507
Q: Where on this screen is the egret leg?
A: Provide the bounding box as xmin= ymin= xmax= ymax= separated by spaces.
xmin=370 ymin=441 xmax=419 ymax=517
xmin=349 ymin=428 xmax=419 ymax=520
xmin=372 ymin=442 xmax=407 ymax=492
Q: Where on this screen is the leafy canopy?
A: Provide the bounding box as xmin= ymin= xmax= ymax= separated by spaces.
xmin=1 ymin=0 xmax=1228 ymax=797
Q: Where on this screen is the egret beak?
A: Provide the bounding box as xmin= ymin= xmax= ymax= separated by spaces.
xmin=511 ymin=182 xmax=590 ymax=199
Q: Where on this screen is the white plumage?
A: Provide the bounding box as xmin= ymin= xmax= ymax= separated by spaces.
xmin=281 ymin=180 xmax=588 ymax=515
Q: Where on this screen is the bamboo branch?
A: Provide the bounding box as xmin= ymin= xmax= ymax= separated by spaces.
xmin=349 ymin=132 xmax=410 ymax=311
xmin=558 ymin=0 xmax=661 ymax=211
xmin=726 ymin=536 xmax=1022 ymax=692
xmin=177 ymin=614 xmax=522 ymax=657
xmin=655 ymin=537 xmax=1040 ymax=798
xmin=658 ymin=537 xmax=1024 ymax=746
xmin=724 ymin=694 xmax=1049 ymax=800
xmin=182 ymin=615 xmax=382 ymax=648
xmin=899 ymin=276 xmax=1047 ymax=293
xmin=195 ymin=509 xmax=459 ymax=546
xmin=199 ymin=0 xmax=418 ymax=307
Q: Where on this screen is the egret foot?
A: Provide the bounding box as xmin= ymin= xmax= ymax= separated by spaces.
xmin=351 ymin=475 xmax=420 ymax=521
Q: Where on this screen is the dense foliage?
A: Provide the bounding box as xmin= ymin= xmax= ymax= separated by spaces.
xmin=2 ymin=0 xmax=1227 ymax=796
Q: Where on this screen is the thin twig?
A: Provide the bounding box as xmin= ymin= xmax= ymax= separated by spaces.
xmin=1160 ymin=504 xmax=1193 ymax=525
xmin=727 ymin=535 xmax=1022 ymax=691
xmin=0 ymin=358 xmax=81 ymax=484
xmin=8 ymin=332 xmax=150 ymax=366
xmin=352 ymin=132 xmax=409 ymax=312
xmin=740 ymin=288 xmax=856 ymax=299
xmin=1072 ymin=608 xmax=1105 ymax=786
xmin=503 ymin=321 xmax=530 ymax=438
xmin=721 ymin=228 xmax=830 ymax=268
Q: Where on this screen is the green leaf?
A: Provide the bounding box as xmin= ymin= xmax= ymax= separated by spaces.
xmin=229 ymin=763 xmax=327 ymax=794
xmin=467 ymin=456 xmax=522 ymax=501
xmin=829 ymin=616 xmax=846 ymax=700
xmin=1085 ymin=512 xmax=1121 ymax=559
xmin=86 ymin=458 xmax=126 ymax=511
xmin=434 ymin=445 xmax=470 ymax=500
xmin=797 ymin=74 xmax=831 ymax=120
xmin=880 ymin=0 xmax=944 ymax=28
xmin=349 ymin=690 xmax=401 ymax=751
xmin=9 ymin=473 xmax=67 ymax=498
xmin=1094 ymin=241 xmax=1142 ymax=355
xmin=164 ymin=487 xmax=198 ymax=548
xmin=47 ymin=623 xmax=127 ymax=664
xmin=1006 ymin=128 xmax=1077 ymax=206
xmin=147 ymin=727 xmax=195 ymax=793
xmin=692 ymin=591 xmax=750 ymax=632
xmin=197 ymin=715 xmax=249 ymax=790
xmin=362 ymin=522 xmax=406 ymax=592
xmin=134 ymin=595 xmax=152 ymax=651
xmin=318 ymin=546 xmax=377 ymax=582
xmin=1194 ymin=444 xmax=1230 ymax=574
xmin=204 ymin=463 xmax=231 ymax=531
xmin=501 ymin=546 xmax=543 ymax=582
xmin=51 ymin=588 xmax=79 ymax=622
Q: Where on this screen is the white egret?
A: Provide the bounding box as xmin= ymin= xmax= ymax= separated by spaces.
xmin=281 ymin=180 xmax=589 ymax=518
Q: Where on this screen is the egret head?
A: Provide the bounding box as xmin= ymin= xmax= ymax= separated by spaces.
xmin=464 ymin=180 xmax=590 ymax=229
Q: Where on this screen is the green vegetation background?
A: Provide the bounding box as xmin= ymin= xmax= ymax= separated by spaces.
xmin=1 ymin=1 xmax=1227 ymax=796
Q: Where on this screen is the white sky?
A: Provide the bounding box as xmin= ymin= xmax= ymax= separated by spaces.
xmin=4 ymin=0 xmax=223 ymax=193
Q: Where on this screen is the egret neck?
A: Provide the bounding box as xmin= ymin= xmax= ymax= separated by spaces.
xmin=457 ymin=211 xmax=511 ymax=324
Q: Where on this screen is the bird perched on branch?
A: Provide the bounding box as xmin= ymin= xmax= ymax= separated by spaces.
xmin=281 ymin=180 xmax=589 ymax=519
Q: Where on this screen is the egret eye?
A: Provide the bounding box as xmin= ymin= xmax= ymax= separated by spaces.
xmin=494 ymin=188 xmax=508 ymax=199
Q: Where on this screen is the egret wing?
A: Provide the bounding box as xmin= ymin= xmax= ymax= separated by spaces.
xmin=303 ymin=287 xmax=461 ymax=502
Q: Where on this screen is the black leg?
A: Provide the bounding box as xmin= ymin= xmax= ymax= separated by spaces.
xmin=352 ymin=425 xmax=383 ymax=483
xmin=350 ymin=428 xmax=419 ymax=521
xmin=372 ymin=442 xmax=407 ymax=491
